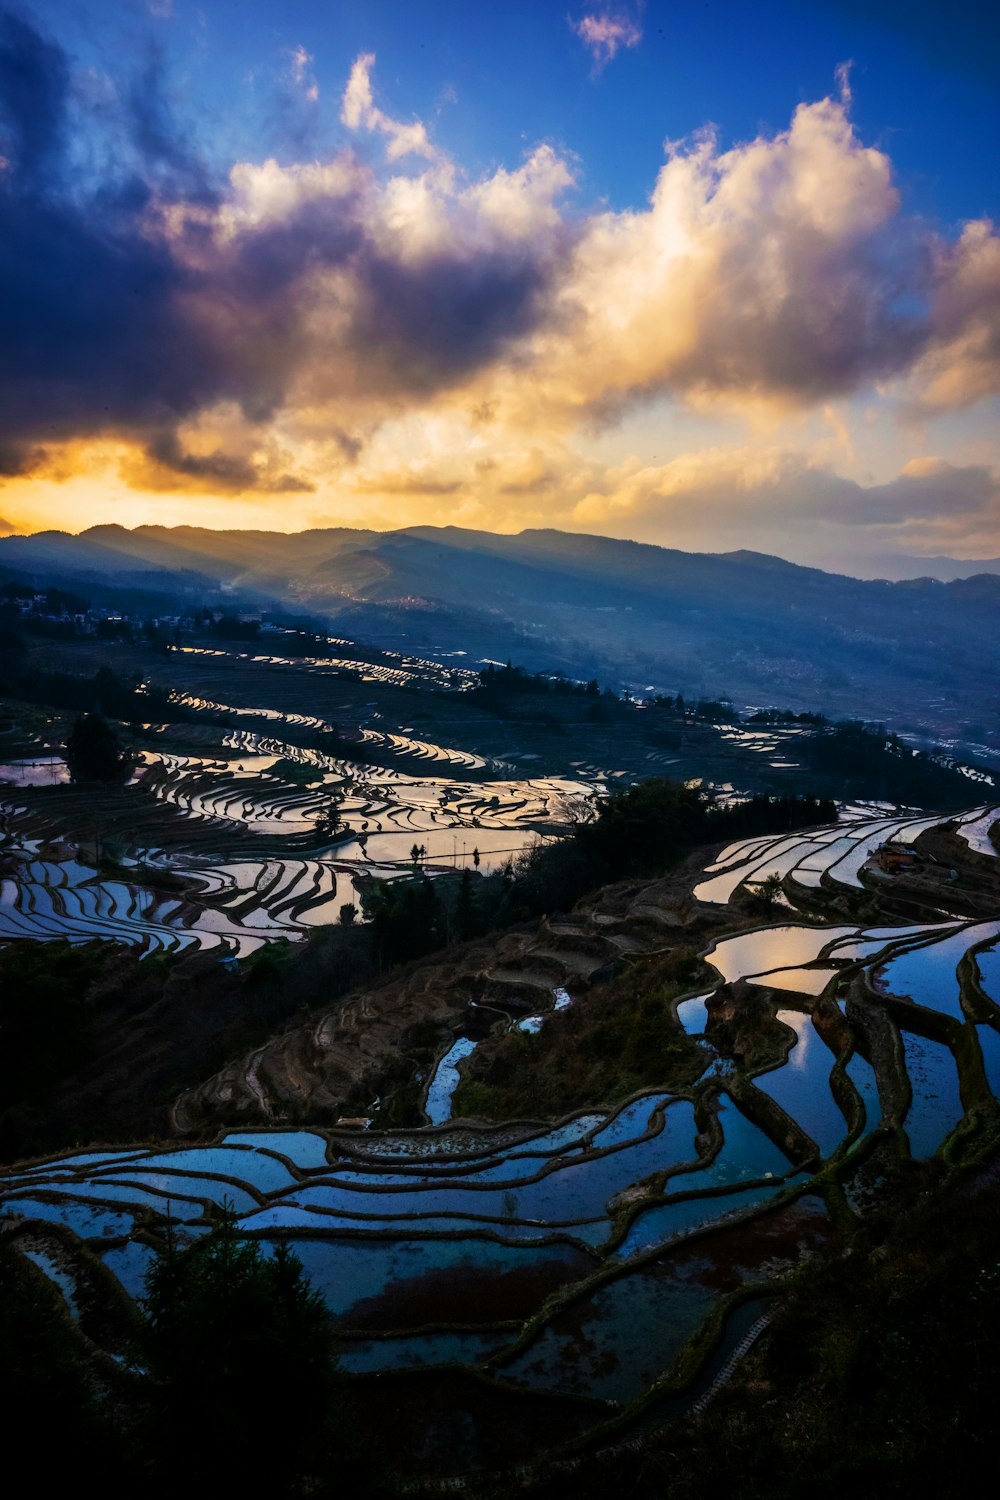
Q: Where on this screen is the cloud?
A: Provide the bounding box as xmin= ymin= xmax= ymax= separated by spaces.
xmin=0 ymin=22 xmax=572 ymax=490
xmin=572 ymin=11 xmax=642 ymax=72
xmin=341 ymin=52 xmax=436 ymax=162
xmin=897 ymin=220 xmax=1000 ymax=412
xmin=506 ymin=95 xmax=936 ymax=424
xmin=286 ymin=44 xmax=319 ymax=103
xmin=563 ymin=447 xmax=1000 ymax=562
xmin=0 ymin=15 xmax=996 ymax=511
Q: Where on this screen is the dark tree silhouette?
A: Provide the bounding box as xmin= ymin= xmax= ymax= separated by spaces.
xmin=141 ymin=1219 xmax=347 ymax=1494
xmin=64 ymin=713 xmax=131 ymax=783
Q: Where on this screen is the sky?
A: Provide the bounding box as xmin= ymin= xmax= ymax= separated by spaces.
xmin=0 ymin=0 xmax=998 ymax=573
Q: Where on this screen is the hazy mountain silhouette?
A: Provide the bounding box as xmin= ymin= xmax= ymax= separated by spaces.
xmin=2 ymin=524 xmax=997 ymax=737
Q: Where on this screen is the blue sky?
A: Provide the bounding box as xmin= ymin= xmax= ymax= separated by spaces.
xmin=40 ymin=0 xmax=997 ymax=220
xmin=2 ymin=1 xmax=998 ymax=570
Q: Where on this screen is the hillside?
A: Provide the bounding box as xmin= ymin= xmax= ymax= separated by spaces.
xmin=2 ymin=524 xmax=998 ymax=743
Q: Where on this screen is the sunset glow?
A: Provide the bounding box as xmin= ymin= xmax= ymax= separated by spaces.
xmin=1 ymin=0 xmax=997 ymax=571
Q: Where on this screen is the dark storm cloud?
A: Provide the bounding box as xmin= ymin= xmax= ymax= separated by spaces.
xmin=0 ymin=10 xmax=221 ymax=472
xmin=0 ymin=11 xmax=566 ymax=489
xmin=2 ymin=10 xmax=995 ymax=498
xmin=126 ymin=43 xmax=216 ymax=203
xmin=144 ymin=432 xmax=315 ymax=493
xmin=0 ymin=8 xmax=66 ymax=184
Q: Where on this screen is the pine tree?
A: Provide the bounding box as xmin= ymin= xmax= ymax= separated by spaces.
xmin=141 ymin=1216 xmax=345 ymax=1493
xmin=64 ymin=713 xmax=131 ymax=783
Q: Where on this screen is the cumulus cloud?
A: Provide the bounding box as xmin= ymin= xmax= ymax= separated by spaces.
xmin=572 ymin=11 xmax=643 ymax=72
xmin=0 ymin=11 xmax=997 ymax=511
xmin=899 ymin=220 xmax=1000 ymax=412
xmin=341 ymin=52 xmax=436 ymax=162
xmin=0 ymin=20 xmax=571 ymax=489
xmin=507 ymin=96 xmax=933 ymax=424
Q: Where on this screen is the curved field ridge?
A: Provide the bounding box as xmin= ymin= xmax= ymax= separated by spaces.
xmin=5 ymin=897 xmax=999 ymax=1405
xmin=3 ymin=792 xmax=999 ymax=1473
xmin=694 ymin=804 xmax=998 ymax=904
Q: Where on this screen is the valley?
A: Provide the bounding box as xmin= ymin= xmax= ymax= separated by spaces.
xmin=1 ymin=610 xmax=998 ymax=1490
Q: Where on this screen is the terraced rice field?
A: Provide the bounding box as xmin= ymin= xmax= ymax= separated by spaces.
xmin=0 ymin=729 xmax=602 ymax=953
xmin=169 ymin=637 xmax=481 ymax=694
xmin=6 ymin=844 xmax=999 ymax=1459
xmin=693 ymin=802 xmax=997 ymax=905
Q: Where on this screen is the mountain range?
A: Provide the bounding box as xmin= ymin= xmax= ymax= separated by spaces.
xmin=2 ymin=524 xmax=997 ymax=744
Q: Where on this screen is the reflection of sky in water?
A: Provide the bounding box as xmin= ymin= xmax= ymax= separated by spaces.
xmin=262 ymin=1236 xmax=588 ymax=1320
xmin=676 ymin=993 xmax=712 ymax=1033
xmin=101 ymin=1147 xmax=296 ymax=1194
xmin=615 ymin=1181 xmax=787 ymax=1260
xmin=977 ymin=946 xmax=1000 ymax=1006
xmin=753 ymin=1015 xmax=847 ymax=1156
xmin=707 ymin=926 xmax=855 ymax=982
xmin=339 ymin=1328 xmax=509 ymax=1374
xmin=878 ymin=922 xmax=1000 ymax=1022
xmin=753 ymin=967 xmax=840 ymax=995
xmin=102 ymin=1240 xmax=160 ymax=1299
xmin=222 ymin=1131 xmax=331 ymax=1169
xmin=22 ymin=1248 xmax=80 ymax=1317
xmin=424 ymin=1037 xmax=478 ymax=1126
xmin=900 ymin=1032 xmax=964 ymax=1159
xmin=976 ymin=1023 xmax=1000 ymax=1098
xmin=0 ymin=1197 xmax=134 ymax=1238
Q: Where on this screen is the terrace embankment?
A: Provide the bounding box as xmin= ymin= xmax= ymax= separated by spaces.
xmin=0 ymin=921 xmax=373 ymax=1161
xmin=171 ymin=849 xmax=736 ymax=1134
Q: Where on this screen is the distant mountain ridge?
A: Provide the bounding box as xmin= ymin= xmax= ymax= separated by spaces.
xmin=1 ymin=523 xmax=998 ymax=740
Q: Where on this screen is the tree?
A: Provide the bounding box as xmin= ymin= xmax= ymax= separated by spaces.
xmin=0 ymin=1235 xmax=118 ymax=1482
xmin=361 ymin=874 xmax=444 ymax=969
xmin=456 ymin=868 xmax=476 ymax=940
xmin=141 ymin=1219 xmax=345 ymax=1494
xmin=64 ymin=713 xmax=131 ymax=783
xmin=314 ymin=797 xmax=346 ymax=841
xmin=338 ymin=903 xmax=357 ymax=925
xmin=756 ymin=871 xmax=784 ymax=908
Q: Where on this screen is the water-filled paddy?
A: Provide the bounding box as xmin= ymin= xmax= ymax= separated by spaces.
xmin=22 ymin=1247 xmax=80 ymax=1316
xmin=5 ymin=1178 xmax=209 ymax=1217
xmin=499 ymin=1196 xmax=827 ymax=1403
xmin=752 ymin=1014 xmax=848 ymax=1157
xmin=268 ymin=1236 xmax=596 ymax=1329
xmin=102 ymin=1240 xmax=160 ymax=1298
xmin=707 ymin=926 xmax=855 ymax=984
xmin=89 ymin=1171 xmax=259 ymax=1215
xmin=338 ymin=1328 xmax=512 ymax=1374
xmin=425 ymin=1038 xmax=478 ymax=1126
xmin=669 ymin=1099 xmax=793 ymax=1191
xmin=876 ymin=921 xmax=1000 ymax=1021
xmin=268 ymin=1102 xmax=698 ymax=1225
xmin=4 ymin=809 xmax=996 ymax=1419
xmin=676 ymin=993 xmax=712 ymax=1033
xmin=0 ymin=1197 xmax=135 ymax=1238
xmin=221 ymin=1130 xmax=331 ymax=1168
xmin=899 ymin=1032 xmax=965 ymax=1158
xmin=106 ymin=1147 xmax=297 ymax=1194
xmin=615 ymin=1181 xmax=794 ymax=1260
